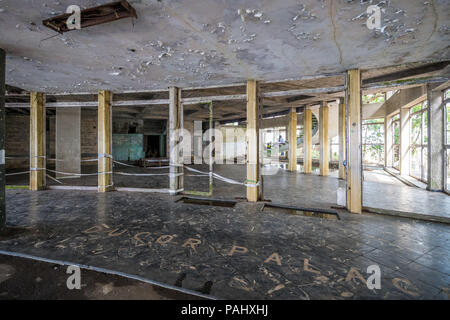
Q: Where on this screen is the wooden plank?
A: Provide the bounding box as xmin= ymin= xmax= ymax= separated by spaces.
xmin=6 ymin=99 xmax=170 ymax=108
xmin=319 ymin=102 xmax=329 ymax=176
xmin=338 ymin=99 xmax=346 ymax=179
xmin=303 ymin=107 xmax=312 ymax=174
xmin=246 ymin=80 xmax=261 ymax=202
xmin=98 ymin=90 xmax=113 ymax=192
xmin=30 ymin=92 xmax=46 ymax=190
xmin=346 ymin=70 xmax=362 ymax=214
xmin=262 ymin=86 xmax=345 ymax=98
xmin=288 ymin=108 xmax=297 ymax=171
xmin=169 ymin=87 xmax=183 ymax=193
xmin=362 ymin=61 xmax=449 ymax=85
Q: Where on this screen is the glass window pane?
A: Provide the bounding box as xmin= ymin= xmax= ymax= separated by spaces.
xmin=422 ymin=110 xmax=428 ymax=145
xmin=393 ymin=145 xmax=400 ymax=169
xmin=411 ymin=103 xmax=423 ymax=113
xmin=393 ymin=121 xmax=400 ymax=145
xmin=410 ymin=113 xmax=422 ymax=145
xmin=410 ymin=145 xmax=421 ymax=179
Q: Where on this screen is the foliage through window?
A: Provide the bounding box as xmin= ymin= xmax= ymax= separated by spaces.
xmin=362 ymin=118 xmax=384 ymax=166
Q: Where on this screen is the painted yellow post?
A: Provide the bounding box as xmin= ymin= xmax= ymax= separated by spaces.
xmin=98 ymin=90 xmax=113 ymax=192
xmin=246 ymin=80 xmax=261 ymax=202
xmin=338 ymin=99 xmax=346 ymax=179
xmin=288 ymin=107 xmax=297 ymax=171
xmin=303 ymin=107 xmax=312 ymax=174
xmin=319 ymin=102 xmax=329 ymax=176
xmin=30 ymin=92 xmax=46 ymax=190
xmin=346 ymin=70 xmax=362 ymax=214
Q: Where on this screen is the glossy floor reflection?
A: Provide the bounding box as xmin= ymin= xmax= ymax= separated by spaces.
xmin=7 ymin=164 xmax=449 ymax=222
xmin=1 ymin=188 xmax=449 ymax=299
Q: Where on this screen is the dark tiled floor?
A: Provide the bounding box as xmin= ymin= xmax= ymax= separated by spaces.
xmin=1 ymin=185 xmax=449 ymax=299
xmin=7 ymin=164 xmax=450 ymax=221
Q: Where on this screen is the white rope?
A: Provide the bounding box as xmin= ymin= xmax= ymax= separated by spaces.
xmin=5 ymin=171 xmax=30 ymax=176
xmin=46 ymin=158 xmax=99 ymax=162
xmin=145 ymin=159 xmax=169 ymax=163
xmin=183 ymin=165 xmax=259 ymax=187
xmin=46 ymin=173 xmax=63 ymax=184
xmin=113 ymin=160 xmax=170 ymax=169
xmin=45 ymin=168 xmax=111 ymax=176
xmin=114 ymin=172 xmax=183 ymax=177
xmin=98 ymin=153 xmax=113 ymax=159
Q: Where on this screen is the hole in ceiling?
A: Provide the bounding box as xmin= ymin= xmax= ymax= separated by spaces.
xmin=42 ymin=0 xmax=137 ymax=34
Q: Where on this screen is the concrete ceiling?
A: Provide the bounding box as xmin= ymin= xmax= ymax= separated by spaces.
xmin=1 ymin=0 xmax=449 ymax=93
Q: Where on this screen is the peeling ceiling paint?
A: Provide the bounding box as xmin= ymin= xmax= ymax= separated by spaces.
xmin=0 ymin=0 xmax=449 ymax=93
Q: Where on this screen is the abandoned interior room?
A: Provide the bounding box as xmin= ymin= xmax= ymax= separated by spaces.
xmin=0 ymin=0 xmax=449 ymax=300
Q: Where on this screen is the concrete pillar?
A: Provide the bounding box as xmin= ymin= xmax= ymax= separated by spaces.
xmin=288 ymin=107 xmax=297 ymax=171
xmin=169 ymin=87 xmax=183 ymax=194
xmin=193 ymin=120 xmax=202 ymax=164
xmin=303 ymin=107 xmax=312 ymax=173
xmin=246 ymin=80 xmax=261 ymax=202
xmin=400 ymin=107 xmax=410 ymax=176
xmin=98 ymin=90 xmax=113 ymax=192
xmin=338 ymin=99 xmax=346 ymax=179
xmin=30 ymin=92 xmax=46 ymax=191
xmin=319 ymin=102 xmax=329 ymax=176
xmin=0 ymin=49 xmax=5 ymax=229
xmin=56 ymin=108 xmax=81 ymax=179
xmin=183 ymin=119 xmax=194 ymax=164
xmin=427 ymin=86 xmax=445 ymax=191
xmin=214 ymin=121 xmax=223 ymax=164
xmin=346 ymin=69 xmax=362 ymax=214
xmin=384 ymin=114 xmax=393 ymax=168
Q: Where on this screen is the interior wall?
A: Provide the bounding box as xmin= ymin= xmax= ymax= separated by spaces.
xmin=5 ymin=115 xmax=29 ymax=169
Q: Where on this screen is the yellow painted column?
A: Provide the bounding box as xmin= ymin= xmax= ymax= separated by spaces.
xmin=98 ymin=90 xmax=113 ymax=192
xmin=288 ymin=107 xmax=297 ymax=171
xmin=246 ymin=80 xmax=261 ymax=202
xmin=319 ymin=102 xmax=329 ymax=176
xmin=346 ymin=70 xmax=362 ymax=214
xmin=338 ymin=99 xmax=346 ymax=179
xmin=30 ymin=92 xmax=46 ymax=190
xmin=303 ymin=107 xmax=312 ymax=174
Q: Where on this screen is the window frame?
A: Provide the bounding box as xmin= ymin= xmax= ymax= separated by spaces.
xmin=409 ymin=102 xmax=428 ymax=183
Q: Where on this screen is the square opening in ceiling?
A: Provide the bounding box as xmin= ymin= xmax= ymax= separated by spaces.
xmin=42 ymin=0 xmax=137 ymax=34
